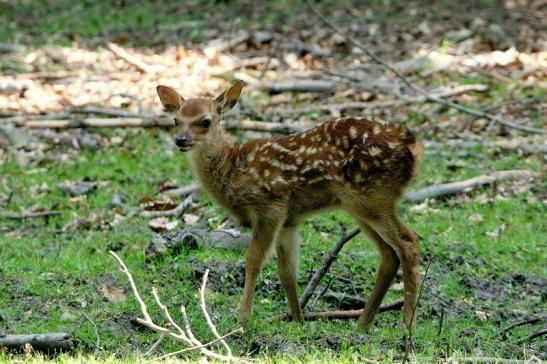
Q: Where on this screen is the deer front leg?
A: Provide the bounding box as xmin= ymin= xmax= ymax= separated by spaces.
xmin=238 ymin=220 xmax=283 ymax=325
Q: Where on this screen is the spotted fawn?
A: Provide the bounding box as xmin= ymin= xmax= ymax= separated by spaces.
xmin=157 ymin=81 xmax=422 ymax=335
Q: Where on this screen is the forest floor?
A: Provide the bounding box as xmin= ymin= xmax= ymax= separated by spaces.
xmin=0 ymin=1 xmax=545 ymax=362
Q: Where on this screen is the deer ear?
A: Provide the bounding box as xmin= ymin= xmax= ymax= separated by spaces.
xmin=215 ymin=80 xmax=244 ymax=114
xmin=157 ymin=86 xmax=184 ymax=112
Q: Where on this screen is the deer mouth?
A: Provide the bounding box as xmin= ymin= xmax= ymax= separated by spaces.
xmin=177 ymin=145 xmax=194 ymax=152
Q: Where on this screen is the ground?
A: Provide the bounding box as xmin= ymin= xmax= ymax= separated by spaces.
xmin=0 ymin=0 xmax=545 ymax=363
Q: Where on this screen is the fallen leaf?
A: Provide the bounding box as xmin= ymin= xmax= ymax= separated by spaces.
xmin=99 ymin=284 xmax=126 ymax=303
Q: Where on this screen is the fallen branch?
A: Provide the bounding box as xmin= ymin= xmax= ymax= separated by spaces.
xmin=304 ymin=0 xmax=546 ymax=134
xmin=516 ymin=328 xmax=547 ymax=344
xmin=0 ymin=210 xmax=61 ymax=219
xmin=0 ymin=333 xmax=74 ymax=353
xmin=300 ymin=227 xmax=361 ymax=309
xmin=270 ymin=299 xmax=404 ymax=322
xmin=110 ymin=251 xmax=246 ymax=362
xmin=106 ymin=42 xmax=155 ymax=73
xmin=163 ymin=182 xmax=201 ymax=198
xmin=500 ymin=316 xmax=544 ymax=338
xmin=403 ymin=170 xmax=538 ymax=202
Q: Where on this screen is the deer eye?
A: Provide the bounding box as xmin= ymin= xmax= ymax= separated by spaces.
xmin=201 ymin=118 xmax=211 ymax=128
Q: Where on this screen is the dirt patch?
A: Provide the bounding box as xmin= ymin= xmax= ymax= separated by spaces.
xmin=189 ymin=258 xmax=246 ymax=294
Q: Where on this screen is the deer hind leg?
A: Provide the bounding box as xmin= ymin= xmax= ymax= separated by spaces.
xmin=276 ymin=226 xmax=304 ymax=323
xmin=364 ymin=211 xmax=420 ymax=336
xmin=238 ymin=216 xmax=284 ymax=325
xmin=352 ymin=218 xmax=400 ymax=331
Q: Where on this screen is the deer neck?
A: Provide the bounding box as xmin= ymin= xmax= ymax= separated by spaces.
xmin=188 ymin=127 xmax=235 ymax=195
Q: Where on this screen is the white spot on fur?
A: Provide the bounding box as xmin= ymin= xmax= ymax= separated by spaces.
xmin=388 ymin=141 xmax=399 ymax=149
xmin=369 ymin=146 xmax=382 ymax=156
xmin=342 ymin=136 xmax=349 ymax=149
xmin=362 ymin=132 xmax=369 ymax=142
xmin=272 ymin=176 xmax=287 ymax=185
xmin=249 ymin=168 xmax=259 ymax=179
xmin=307 ymin=176 xmax=325 ymax=184
xmin=296 ymin=157 xmax=303 ymax=165
xmin=349 ymin=126 xmax=357 ymax=139
xmin=264 ymin=169 xmax=270 ymax=177
xmin=306 ymin=147 xmax=317 ymax=155
xmin=373 ymin=126 xmax=381 ymax=135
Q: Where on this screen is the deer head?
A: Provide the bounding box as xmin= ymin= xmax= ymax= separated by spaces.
xmin=156 ymin=81 xmax=244 ymax=151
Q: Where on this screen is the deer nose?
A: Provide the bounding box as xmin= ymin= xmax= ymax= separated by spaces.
xmin=175 ymin=134 xmax=190 ymax=147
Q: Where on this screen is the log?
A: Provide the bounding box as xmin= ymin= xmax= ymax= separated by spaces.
xmin=403 ymin=170 xmax=538 ymax=202
xmin=0 ymin=333 xmax=74 ymax=353
xmin=25 ymin=117 xmax=173 ymax=129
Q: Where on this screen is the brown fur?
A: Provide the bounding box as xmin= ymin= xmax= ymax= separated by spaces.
xmin=157 ymin=82 xmax=422 ymax=335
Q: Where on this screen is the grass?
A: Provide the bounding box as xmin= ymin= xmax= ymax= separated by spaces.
xmin=0 ymin=126 xmax=544 ymax=362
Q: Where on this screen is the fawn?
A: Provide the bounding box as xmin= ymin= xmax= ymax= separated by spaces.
xmin=157 ymin=81 xmax=422 ymax=335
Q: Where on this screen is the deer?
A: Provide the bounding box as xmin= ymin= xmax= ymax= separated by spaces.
xmin=156 ymin=81 xmax=422 ymax=336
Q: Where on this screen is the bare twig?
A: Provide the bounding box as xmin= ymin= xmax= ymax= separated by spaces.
xmin=200 ymin=269 xmax=232 ymax=357
xmin=109 ymin=251 xmax=245 ymax=362
xmin=303 ymin=0 xmax=546 ymax=134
